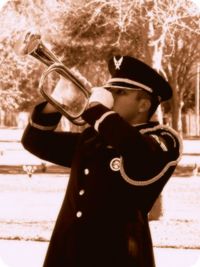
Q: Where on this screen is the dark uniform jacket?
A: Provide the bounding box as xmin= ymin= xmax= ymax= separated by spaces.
xmin=21 ymin=102 xmax=182 ymax=267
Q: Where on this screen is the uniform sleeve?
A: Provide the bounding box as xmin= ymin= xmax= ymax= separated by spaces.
xmin=21 ymin=102 xmax=80 ymax=167
xmin=82 ymin=104 xmax=182 ymax=185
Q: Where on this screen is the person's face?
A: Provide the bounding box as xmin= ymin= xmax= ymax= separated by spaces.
xmin=108 ymin=88 xmax=150 ymax=124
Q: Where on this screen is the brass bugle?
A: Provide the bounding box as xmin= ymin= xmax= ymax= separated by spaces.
xmin=17 ymin=32 xmax=91 ymax=125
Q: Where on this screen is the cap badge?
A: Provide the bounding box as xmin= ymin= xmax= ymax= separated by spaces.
xmin=114 ymin=56 xmax=123 ymax=70
xmin=110 ymin=157 xmax=121 ymax=171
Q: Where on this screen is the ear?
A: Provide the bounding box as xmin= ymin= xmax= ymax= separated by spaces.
xmin=138 ymin=98 xmax=151 ymax=113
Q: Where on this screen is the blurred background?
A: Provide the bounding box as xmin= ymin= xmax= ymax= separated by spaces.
xmin=0 ymin=0 xmax=200 ymax=266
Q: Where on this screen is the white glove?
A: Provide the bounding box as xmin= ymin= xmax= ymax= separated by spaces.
xmin=51 ymin=69 xmax=92 ymax=105
xmin=51 ymin=78 xmax=69 ymax=104
xmin=88 ymin=87 xmax=114 ymax=109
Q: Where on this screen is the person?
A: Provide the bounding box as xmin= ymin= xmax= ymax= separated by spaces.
xmin=21 ymin=55 xmax=182 ymax=267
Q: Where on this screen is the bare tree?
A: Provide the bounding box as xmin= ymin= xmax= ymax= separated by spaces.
xmin=0 ymin=0 xmax=69 ymax=112
xmin=58 ymin=0 xmax=200 ymax=130
xmin=0 ymin=0 xmax=199 ymax=130
xmin=165 ymin=29 xmax=200 ymax=132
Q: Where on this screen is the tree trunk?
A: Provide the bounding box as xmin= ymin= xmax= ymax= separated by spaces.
xmin=143 ymin=4 xmax=168 ymax=125
xmin=171 ymin=90 xmax=183 ymax=133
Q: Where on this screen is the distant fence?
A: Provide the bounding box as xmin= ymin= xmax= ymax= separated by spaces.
xmin=0 ymin=110 xmax=29 ymax=128
xmin=182 ymin=113 xmax=199 ymax=137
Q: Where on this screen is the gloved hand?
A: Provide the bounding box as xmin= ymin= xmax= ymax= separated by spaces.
xmin=51 ymin=78 xmax=69 ymax=105
xmin=88 ymin=87 xmax=114 ymax=109
xmin=51 ymin=71 xmax=92 ymax=106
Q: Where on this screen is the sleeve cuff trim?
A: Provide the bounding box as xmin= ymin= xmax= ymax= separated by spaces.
xmin=29 ymin=118 xmax=57 ymax=131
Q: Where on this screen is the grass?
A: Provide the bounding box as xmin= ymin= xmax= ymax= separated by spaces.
xmin=0 ymin=173 xmax=200 ymax=249
xmin=150 ymin=176 xmax=200 ymax=249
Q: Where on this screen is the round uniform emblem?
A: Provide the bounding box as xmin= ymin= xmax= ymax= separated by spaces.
xmin=110 ymin=157 xmax=121 ymax=171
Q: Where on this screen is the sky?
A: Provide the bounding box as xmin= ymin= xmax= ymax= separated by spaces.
xmin=192 ymin=0 xmax=200 ymax=8
xmin=0 ymin=0 xmax=8 ymax=10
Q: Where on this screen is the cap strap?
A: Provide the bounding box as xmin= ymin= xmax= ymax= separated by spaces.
xmin=106 ymin=78 xmax=153 ymax=93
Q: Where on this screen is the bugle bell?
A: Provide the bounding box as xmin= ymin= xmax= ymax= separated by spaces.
xmin=16 ymin=32 xmax=91 ymax=125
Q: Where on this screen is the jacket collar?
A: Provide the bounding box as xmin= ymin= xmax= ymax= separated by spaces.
xmin=133 ymin=121 xmax=159 ymax=131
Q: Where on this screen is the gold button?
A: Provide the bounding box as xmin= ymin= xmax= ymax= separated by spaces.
xmin=84 ymin=168 xmax=89 ymax=175
xmin=79 ymin=189 xmax=85 ymax=196
xmin=76 ymin=211 xmax=82 ymax=218
xmin=110 ymin=157 xmax=121 ymax=171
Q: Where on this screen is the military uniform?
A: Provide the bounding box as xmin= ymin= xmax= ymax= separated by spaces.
xmin=22 ymin=101 xmax=182 ymax=267
xmin=22 ymin=55 xmax=182 ymax=266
